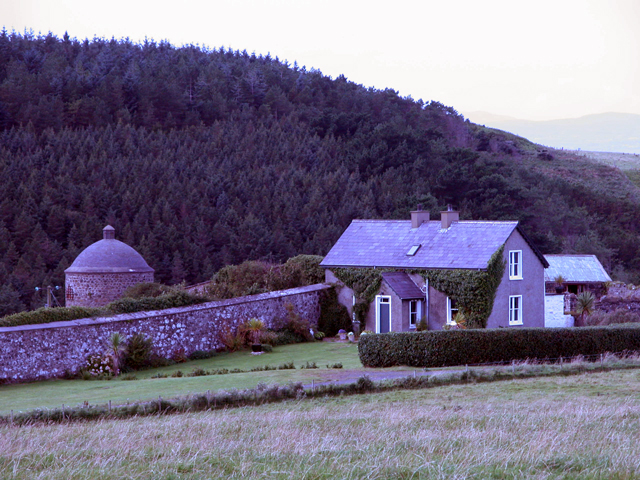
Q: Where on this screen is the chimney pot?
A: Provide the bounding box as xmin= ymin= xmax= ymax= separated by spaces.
xmin=410 ymin=207 xmax=430 ymax=228
xmin=440 ymin=207 xmax=459 ymax=229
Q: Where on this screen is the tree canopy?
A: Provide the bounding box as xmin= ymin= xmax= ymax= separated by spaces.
xmin=1 ymin=30 xmax=639 ymax=314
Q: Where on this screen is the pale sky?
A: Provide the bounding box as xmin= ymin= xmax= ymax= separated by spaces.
xmin=2 ymin=0 xmax=639 ymax=121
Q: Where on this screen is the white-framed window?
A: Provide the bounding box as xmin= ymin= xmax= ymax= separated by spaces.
xmin=446 ymin=297 xmax=458 ymax=325
xmin=509 ymin=250 xmax=523 ymax=280
xmin=409 ymin=300 xmax=421 ymax=328
xmin=509 ymin=295 xmax=523 ymax=325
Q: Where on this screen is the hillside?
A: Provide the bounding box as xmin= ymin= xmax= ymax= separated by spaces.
xmin=465 ymin=111 xmax=640 ymax=154
xmin=1 ymin=31 xmax=640 ymax=313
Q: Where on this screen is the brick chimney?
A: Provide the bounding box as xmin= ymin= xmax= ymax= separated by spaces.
xmin=411 ymin=204 xmax=430 ymax=228
xmin=440 ymin=205 xmax=459 ymax=229
xmin=103 ymin=225 xmax=115 ymax=240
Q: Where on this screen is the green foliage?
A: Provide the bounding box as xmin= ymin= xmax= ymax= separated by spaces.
xmin=0 ymin=291 xmax=207 ymax=327
xmin=279 ymin=303 xmax=314 ymax=343
xmin=122 ymin=334 xmax=153 ymax=371
xmin=318 ymin=287 xmax=352 ymax=336
xmin=208 ymin=256 xmax=325 ymax=300
xmin=420 ymin=245 xmax=505 ymax=329
xmin=187 ymin=349 xmax=218 ymax=360
xmin=0 ymin=306 xmax=104 ymax=328
xmin=333 ymin=246 xmax=505 ymax=329
xmin=358 ymin=325 xmax=640 ymax=368
xmin=121 ymin=283 xmax=173 ymax=299
xmin=106 ymin=291 xmax=208 ymax=314
xmin=1 ymin=32 xmax=640 ymax=316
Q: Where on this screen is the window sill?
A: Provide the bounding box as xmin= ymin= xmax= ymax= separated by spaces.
xmin=509 ymin=322 xmax=523 ymax=326
xmin=509 ymin=276 xmax=523 ymax=281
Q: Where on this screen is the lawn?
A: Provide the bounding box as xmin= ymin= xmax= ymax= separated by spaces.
xmin=1 ymin=369 xmax=639 ymax=479
xmin=0 ymin=341 xmax=382 ymax=414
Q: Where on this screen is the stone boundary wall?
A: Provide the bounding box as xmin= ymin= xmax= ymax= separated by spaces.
xmin=0 ymin=284 xmax=330 ymax=383
xmin=598 ymin=283 xmax=640 ymax=313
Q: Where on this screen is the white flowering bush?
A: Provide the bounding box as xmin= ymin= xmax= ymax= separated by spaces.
xmin=85 ymin=354 xmax=115 ymax=378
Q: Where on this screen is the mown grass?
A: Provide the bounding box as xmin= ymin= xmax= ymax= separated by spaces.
xmin=1 ymin=369 xmax=640 ymax=479
xmin=0 ymin=342 xmax=367 ymax=414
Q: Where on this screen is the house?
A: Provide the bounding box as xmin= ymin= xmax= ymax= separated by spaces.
xmin=543 ymin=254 xmax=612 ymax=328
xmin=544 ymin=254 xmax=611 ymax=297
xmin=320 ymin=206 xmax=549 ymax=332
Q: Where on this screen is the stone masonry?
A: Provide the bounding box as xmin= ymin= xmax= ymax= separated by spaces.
xmin=0 ymin=284 xmax=330 ymax=383
xmin=65 ymin=272 xmax=154 ymax=308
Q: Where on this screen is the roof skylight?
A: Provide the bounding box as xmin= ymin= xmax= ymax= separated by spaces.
xmin=406 ymin=244 xmax=421 ymax=256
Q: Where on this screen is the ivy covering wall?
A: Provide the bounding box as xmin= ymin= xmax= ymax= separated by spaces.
xmin=332 ymin=245 xmax=506 ymax=329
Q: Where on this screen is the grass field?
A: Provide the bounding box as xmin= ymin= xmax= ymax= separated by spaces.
xmin=0 ymin=342 xmax=375 ymax=414
xmin=1 ymin=369 xmax=639 ymax=479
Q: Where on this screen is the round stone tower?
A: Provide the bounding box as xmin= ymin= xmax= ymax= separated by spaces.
xmin=64 ymin=226 xmax=154 ymax=307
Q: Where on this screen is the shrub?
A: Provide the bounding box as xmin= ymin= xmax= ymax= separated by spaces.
xmin=278 ymin=361 xmax=295 ymax=370
xmin=107 ymin=291 xmax=207 ymax=314
xmin=327 ymin=362 xmax=343 ymax=369
xmin=188 ymin=349 xmax=217 ymax=360
xmin=84 ymin=354 xmax=115 ymax=378
xmin=171 ymin=347 xmax=188 ymax=363
xmin=259 ymin=330 xmax=278 ymax=346
xmin=318 ymin=287 xmax=352 ymax=337
xmin=0 ymin=305 xmax=104 ymax=328
xmin=120 ymin=282 xmax=173 ymax=299
xmin=217 ymin=326 xmax=244 ymax=352
xmin=122 ymin=333 xmax=153 ymax=370
xmin=358 ymin=325 xmax=640 ymax=368
xmin=261 ymin=344 xmax=273 ymax=353
xmin=585 ymin=309 xmax=640 ymax=326
xmin=280 ymin=303 xmax=314 ymax=342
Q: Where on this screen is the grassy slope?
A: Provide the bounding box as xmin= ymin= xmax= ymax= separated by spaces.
xmin=0 ymin=342 xmax=372 ymax=414
xmin=1 ymin=369 xmax=639 ymax=479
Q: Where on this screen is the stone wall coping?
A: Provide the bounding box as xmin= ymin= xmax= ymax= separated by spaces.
xmin=0 ymin=283 xmax=331 ymax=333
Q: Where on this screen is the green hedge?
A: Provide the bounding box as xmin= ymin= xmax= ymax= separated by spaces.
xmin=358 ymin=325 xmax=640 ymax=368
xmin=0 ymin=306 xmax=104 ymax=328
xmin=0 ymin=292 xmax=209 ymax=328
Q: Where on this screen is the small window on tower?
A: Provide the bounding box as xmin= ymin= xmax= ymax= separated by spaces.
xmin=406 ymin=244 xmax=421 ymax=256
xmin=66 ymin=286 xmax=75 ymax=301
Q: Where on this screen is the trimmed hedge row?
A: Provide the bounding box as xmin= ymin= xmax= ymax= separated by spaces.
xmin=0 ymin=292 xmax=209 ymax=328
xmin=358 ymin=325 xmax=640 ymax=368
xmin=0 ymin=306 xmax=104 ymax=328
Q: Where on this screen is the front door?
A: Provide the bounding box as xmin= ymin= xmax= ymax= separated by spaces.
xmin=376 ymin=295 xmax=391 ymax=333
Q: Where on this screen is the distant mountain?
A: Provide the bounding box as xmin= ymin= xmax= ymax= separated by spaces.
xmin=464 ymin=112 xmax=640 ymax=154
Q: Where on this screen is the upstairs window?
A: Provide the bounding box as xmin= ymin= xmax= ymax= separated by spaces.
xmin=509 ymin=250 xmax=522 ymax=280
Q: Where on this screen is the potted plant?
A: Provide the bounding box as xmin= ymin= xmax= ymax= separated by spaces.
xmin=244 ymin=318 xmax=265 ymax=354
xmin=338 ymin=329 xmax=347 ymax=341
xmin=554 ymin=275 xmax=565 ymax=294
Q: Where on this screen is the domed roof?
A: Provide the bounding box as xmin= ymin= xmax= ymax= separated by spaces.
xmin=65 ymin=226 xmax=154 ymax=274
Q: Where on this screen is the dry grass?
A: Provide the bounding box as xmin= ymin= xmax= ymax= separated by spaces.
xmin=569 ymin=150 xmax=640 ymax=170
xmin=1 ymin=369 xmax=640 ymax=479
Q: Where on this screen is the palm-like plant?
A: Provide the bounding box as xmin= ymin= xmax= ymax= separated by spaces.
xmin=107 ymin=332 xmax=126 ymax=375
xmin=575 ymin=292 xmax=595 ymax=327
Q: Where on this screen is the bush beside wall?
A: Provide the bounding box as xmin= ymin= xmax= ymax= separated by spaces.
xmin=358 ymin=325 xmax=640 ymax=368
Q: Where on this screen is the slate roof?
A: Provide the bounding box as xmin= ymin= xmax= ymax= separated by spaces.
xmin=321 ymin=219 xmax=547 ymax=270
xmin=382 ymin=272 xmax=424 ymax=299
xmin=66 ymin=226 xmax=154 ymax=274
xmin=544 ymin=255 xmax=611 ymax=283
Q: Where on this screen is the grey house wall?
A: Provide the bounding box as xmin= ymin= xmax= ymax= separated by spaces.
xmin=0 ymin=284 xmax=329 ymax=383
xmin=487 ymin=230 xmax=546 ymax=328
xmin=326 ymin=230 xmax=546 ymax=331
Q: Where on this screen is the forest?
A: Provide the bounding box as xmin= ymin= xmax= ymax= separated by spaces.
xmin=1 ymin=30 xmax=639 ymax=314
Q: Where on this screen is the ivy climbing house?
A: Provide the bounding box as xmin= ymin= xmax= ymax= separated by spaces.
xmin=320 ymin=206 xmax=549 ymax=332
